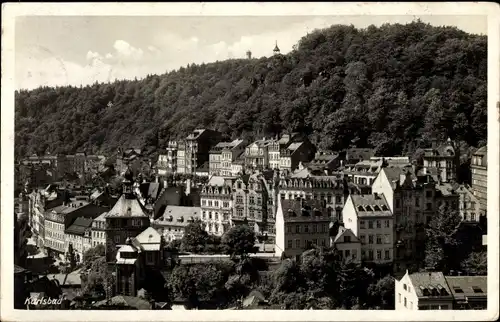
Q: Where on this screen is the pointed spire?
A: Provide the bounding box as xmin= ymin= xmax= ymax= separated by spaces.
xmin=273 ymin=40 xmax=280 ymax=55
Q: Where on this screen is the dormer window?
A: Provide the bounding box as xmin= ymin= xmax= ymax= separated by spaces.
xmin=358 ymin=206 xmax=365 ymax=212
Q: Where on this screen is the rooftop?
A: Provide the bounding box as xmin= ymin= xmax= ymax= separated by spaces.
xmin=65 ymin=217 xmax=93 ymax=235
xmin=407 ymin=271 xmax=452 ymax=298
xmin=474 ymin=145 xmax=487 ymax=156
xmin=445 ymin=276 xmax=487 ymax=298
xmin=105 ymin=195 xmax=148 ymax=218
xmin=280 ymin=199 xmax=330 ymax=222
xmin=350 ymin=194 xmax=392 ymax=217
xmin=135 ymin=227 xmax=162 ymax=244
xmin=155 ymin=205 xmax=201 ymax=227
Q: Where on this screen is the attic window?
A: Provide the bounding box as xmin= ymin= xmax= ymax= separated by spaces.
xmin=420 ymin=286 xmax=429 ymax=296
xmin=453 ymin=287 xmax=464 ymax=293
xmin=472 ymin=286 xmax=483 ymax=293
xmin=365 ymin=205 xmax=373 ymax=212
xmin=381 ymin=205 xmax=389 ymax=211
xmin=357 ymin=206 xmax=365 ymax=212
xmin=373 ymin=205 xmax=381 ymax=211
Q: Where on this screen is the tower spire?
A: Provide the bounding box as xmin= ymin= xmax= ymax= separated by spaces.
xmin=273 ymin=40 xmax=280 ymax=55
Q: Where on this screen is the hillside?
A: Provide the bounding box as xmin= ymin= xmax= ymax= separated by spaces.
xmin=14 ymin=21 xmax=487 ymax=160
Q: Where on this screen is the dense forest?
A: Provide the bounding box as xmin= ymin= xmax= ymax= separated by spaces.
xmin=15 ymin=21 xmax=487 ymax=160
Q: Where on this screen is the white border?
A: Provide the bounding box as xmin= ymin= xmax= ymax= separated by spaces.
xmin=1 ymin=2 xmax=499 ymax=321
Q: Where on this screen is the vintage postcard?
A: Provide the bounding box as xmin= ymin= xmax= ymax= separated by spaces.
xmin=1 ymin=2 xmax=499 ymax=321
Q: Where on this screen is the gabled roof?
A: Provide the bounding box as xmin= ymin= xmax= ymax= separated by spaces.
xmin=135 ymin=227 xmax=162 ymax=244
xmin=332 ymin=226 xmax=360 ymax=244
xmin=474 ymin=145 xmax=487 ymax=156
xmin=105 ymin=195 xmax=148 ymax=218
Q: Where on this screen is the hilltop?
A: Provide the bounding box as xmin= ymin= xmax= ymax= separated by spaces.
xmin=14 ymin=21 xmax=487 ymax=160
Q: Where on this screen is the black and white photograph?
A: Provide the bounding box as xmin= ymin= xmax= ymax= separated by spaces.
xmin=1 ymin=2 xmax=499 ymax=321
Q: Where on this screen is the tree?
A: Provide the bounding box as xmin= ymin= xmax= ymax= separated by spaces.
xmin=221 ymin=225 xmax=256 ymax=260
xmin=460 ymin=250 xmax=487 ymax=276
xmin=66 ymin=243 xmax=77 ymax=271
xmin=424 ymin=204 xmax=462 ymax=273
xmin=367 ymin=275 xmax=395 ymax=309
xmin=180 ymin=220 xmax=209 ymax=253
xmin=81 ymin=257 xmax=115 ymax=297
xmin=82 ymin=244 xmax=105 ymax=269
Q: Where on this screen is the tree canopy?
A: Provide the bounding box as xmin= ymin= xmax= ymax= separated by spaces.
xmin=221 ymin=224 xmax=257 ymax=259
xmin=15 ymin=21 xmax=486 ymax=160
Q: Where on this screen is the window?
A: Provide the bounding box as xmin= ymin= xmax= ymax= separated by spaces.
xmin=426 ymin=202 xmax=432 ymax=210
xmin=352 ymin=250 xmax=357 ymax=259
xmin=376 ymin=220 xmax=381 ymax=228
xmin=384 ymin=220 xmax=390 ymax=228
xmin=223 ymin=201 xmax=229 ymax=208
xmin=295 ymin=225 xmax=300 ymax=233
xmin=288 ymin=240 xmax=293 ymax=248
xmin=114 ymin=235 xmax=120 ymax=243
xmin=295 ymin=239 xmax=300 ymax=248
xmin=426 ymin=191 xmax=432 ymax=198
xmin=415 ymin=197 xmax=420 ymax=207
xmin=398 ymin=293 xmax=401 ymax=303
xmin=344 ymin=236 xmax=351 ymax=243
xmin=360 ymin=220 xmax=366 ymax=229
xmin=472 ymin=286 xmax=483 ymax=293
xmin=249 ymin=196 xmax=255 ymax=204
xmin=396 ymin=199 xmax=401 ymax=208
xmin=202 ymin=200 xmax=206 ymax=206
xmin=368 ymin=235 xmax=374 ymax=244
xmin=287 ymin=225 xmax=292 ymax=233
xmin=209 ymin=212 xmax=213 ymax=220
xmin=336 ymin=196 xmax=342 ymax=204
xmin=313 ymin=239 xmax=318 ymax=245
xmin=403 ymin=284 xmax=407 ymax=291
xmin=376 ymin=250 xmax=382 ymax=260
xmin=304 ymin=225 xmax=309 ymax=233
xmin=321 ymin=239 xmax=326 ymax=247
xmin=368 ymin=221 xmax=373 ymax=229
xmin=471 ymin=213 xmax=476 ymax=221
xmin=384 ymin=234 xmax=391 ymax=244
xmin=313 ymin=224 xmax=318 ymax=233
xmin=214 ymin=201 xmax=219 ymax=207
xmin=321 ymin=224 xmax=327 ymax=233
xmin=360 ymin=235 xmax=366 ymax=243
xmin=384 ymin=250 xmax=390 ymax=260
xmin=376 ymin=235 xmax=382 ymax=244
xmin=345 ymin=249 xmax=351 ymax=258
xmin=368 ymin=250 xmax=374 ymax=260
xmin=404 ymin=297 xmax=407 ymax=308
xmin=408 ymin=286 xmax=411 ymax=293
xmin=236 ymin=196 xmax=243 ymax=204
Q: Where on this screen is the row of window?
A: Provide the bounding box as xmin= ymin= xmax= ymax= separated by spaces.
xmin=287 ymin=238 xmax=328 ymax=249
xmin=235 ymin=209 xmax=262 ymax=219
xmin=46 ymin=231 xmax=64 ymax=240
xmin=235 ymin=195 xmax=262 ymax=205
xmin=92 ymin=241 xmax=105 ymax=247
xmin=359 ymin=234 xmax=391 ymax=245
xmin=46 ymin=239 xmax=64 ymax=251
xmin=92 ymin=231 xmax=106 ymax=239
xmin=362 ymin=249 xmax=391 ymax=260
xmin=286 ymin=223 xmax=329 ymax=234
xmin=360 ymin=219 xmax=391 ymax=229
xmin=201 ymin=200 xmax=231 ymax=208
xmin=281 ymin=193 xmax=343 ymax=204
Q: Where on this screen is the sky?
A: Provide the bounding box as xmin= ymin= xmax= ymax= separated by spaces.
xmin=15 ymin=15 xmax=488 ymax=90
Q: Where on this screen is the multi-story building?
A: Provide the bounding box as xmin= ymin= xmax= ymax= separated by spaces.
xmin=14 ymin=212 xmax=30 ymax=267
xmin=157 ymin=141 xmax=178 ymax=176
xmin=65 ymin=217 xmax=93 ymax=262
xmin=456 ymin=185 xmax=482 ymax=223
xmin=422 ymin=138 xmax=460 ymax=183
xmin=104 ymin=168 xmax=150 ymax=263
xmin=231 ymin=155 xmax=245 ymax=176
xmin=279 ymin=140 xmax=316 ymax=172
xmin=28 ymin=188 xmax=64 ymax=248
xmin=200 ymin=182 xmax=233 ymax=236
xmin=275 ymin=198 xmax=331 ymax=258
xmin=331 ymin=226 xmax=361 ymax=264
xmin=232 ymin=173 xmax=269 ymax=234
xmin=395 ymin=271 xmax=487 ymax=310
xmin=153 ymin=206 xmax=200 ymax=242
xmin=395 ymin=271 xmax=454 ymax=310
xmin=176 ymin=129 xmax=223 ymax=174
xmin=277 ymin=176 xmax=345 ymax=221
xmin=114 ymin=227 xmax=165 ymax=297
xmin=343 ymin=148 xmax=376 ymax=167
xmin=268 ymin=139 xmax=281 ymax=170
xmin=471 ymin=146 xmax=487 ymax=215
xmin=372 ymin=167 xmax=438 ymax=272
xmin=344 ymin=157 xmax=410 ymax=188
xmin=306 ymin=151 xmax=341 ymax=174
xmin=244 ymin=138 xmax=273 ymax=170
xmin=219 ymin=139 xmax=246 ymax=177
xmin=91 ymin=212 xmax=107 ymax=247
xmin=342 ymin=194 xmax=394 ymax=265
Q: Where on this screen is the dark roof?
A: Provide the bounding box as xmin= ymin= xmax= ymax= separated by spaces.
xmin=14 ymin=265 xmax=29 ymax=275
xmin=196 ymin=161 xmax=209 ymax=172
xmin=65 ymin=217 xmax=93 ymax=235
xmin=280 ymin=199 xmax=330 ymax=222
xmin=105 ymin=195 xmax=148 ymax=218
xmin=445 ymin=276 xmax=487 ymax=298
xmin=350 ymin=194 xmax=392 ymax=217
xmin=408 ymin=271 xmax=452 ymax=298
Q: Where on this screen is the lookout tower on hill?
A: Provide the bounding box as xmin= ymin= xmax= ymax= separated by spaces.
xmin=246 ymin=50 xmax=252 ymax=59
xmin=273 ymin=41 xmax=280 ymax=56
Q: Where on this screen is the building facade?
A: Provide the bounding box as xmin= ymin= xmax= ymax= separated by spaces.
xmin=157 ymin=141 xmax=178 ymax=176
xmin=331 ymin=226 xmax=362 ymax=264
xmin=91 ymin=212 xmax=107 ymax=247
xmin=244 ymin=138 xmax=272 ymax=170
xmin=153 ymin=206 xmax=200 ymax=241
xmin=232 ymin=173 xmax=269 ymax=234
xmin=457 ymin=185 xmax=482 ymax=223
xmin=342 ymin=194 xmax=394 ymax=265
xmin=279 ymin=140 xmax=316 ymax=172
xmin=176 ymin=129 xmax=223 ymax=174
xmin=471 ymin=146 xmax=487 ymax=215
xmin=200 ymin=183 xmax=233 ymax=236
xmin=422 ymin=139 xmax=459 ymax=183
xmin=220 ymin=140 xmax=245 ymax=177
xmin=275 ymin=198 xmax=331 ymax=258
xmin=65 ymin=217 xmax=93 ymax=263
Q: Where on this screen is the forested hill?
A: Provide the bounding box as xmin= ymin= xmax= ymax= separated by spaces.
xmin=15 ymin=21 xmax=487 ymax=160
